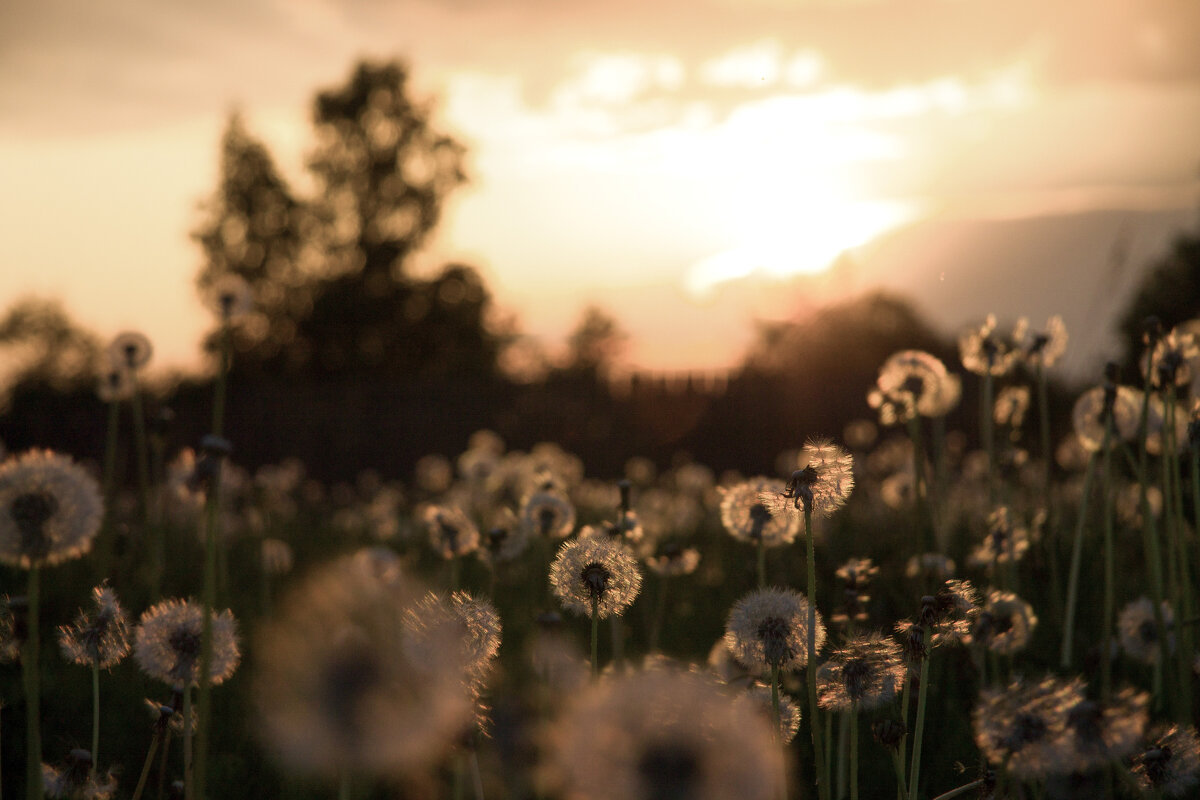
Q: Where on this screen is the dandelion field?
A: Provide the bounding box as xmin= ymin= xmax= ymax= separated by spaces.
xmin=4 ymin=306 xmax=1200 ymax=800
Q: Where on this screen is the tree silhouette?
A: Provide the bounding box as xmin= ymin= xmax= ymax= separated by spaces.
xmin=192 ymin=113 xmax=312 ymax=373
xmin=193 ymin=59 xmax=505 ymax=381
xmin=1116 ymin=219 xmax=1200 ymax=368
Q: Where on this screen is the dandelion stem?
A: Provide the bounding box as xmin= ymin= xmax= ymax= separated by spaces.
xmin=1101 ymin=417 xmax=1115 ymax=703
xmin=770 ymin=665 xmax=781 ymax=734
xmin=339 ymin=771 xmax=351 ymax=800
xmin=757 ymin=539 xmax=767 ymax=589
xmin=983 ymin=370 xmax=996 ymax=506
xmin=849 ymin=707 xmax=859 ymax=800
xmin=930 ymin=778 xmax=985 ymax=800
xmin=1061 ymin=440 xmax=1102 ymax=669
xmin=890 ymin=751 xmax=910 ymax=800
xmin=91 ymin=663 xmax=100 ymax=781
xmin=129 ymin=372 xmax=152 ymax=526
xmin=23 ymin=564 xmax=41 ymax=800
xmin=649 ymin=574 xmax=669 ymax=652
xmin=469 ymin=748 xmax=486 ymax=800
xmin=590 ymin=597 xmax=600 ymax=679
xmin=906 ymin=634 xmax=931 ymax=800
xmin=183 ymin=686 xmax=194 ymax=800
xmin=130 ymin=725 xmax=163 ymax=800
xmin=803 ymin=506 xmax=829 ymax=800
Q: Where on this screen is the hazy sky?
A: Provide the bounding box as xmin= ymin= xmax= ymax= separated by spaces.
xmin=2 ymin=0 xmax=1199 ymax=380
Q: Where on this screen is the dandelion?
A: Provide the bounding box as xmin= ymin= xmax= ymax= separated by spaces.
xmin=58 ymin=584 xmax=131 ymax=669
xmin=422 ymin=504 xmax=480 ymax=559
xmin=95 ymin=365 xmax=134 ymax=404
xmin=645 ymin=540 xmax=701 ymax=577
xmin=769 ymin=437 xmax=855 ymax=518
xmin=1071 ymin=384 xmax=1141 ymax=451
xmin=405 ymin=590 xmax=502 ymax=680
xmin=260 ymin=538 xmax=294 ymax=576
xmin=831 ymin=557 xmax=877 ymax=628
xmin=519 ymin=485 xmax=576 ymax=538
xmin=41 ymin=749 xmax=116 ymax=800
xmin=974 ymin=676 xmax=1084 ymax=781
xmin=724 ymin=587 xmax=825 ymax=674
xmin=206 ymin=273 xmax=253 ymax=323
xmin=1058 ymin=688 xmax=1148 ymax=772
xmin=545 ymin=665 xmax=785 ymax=800
xmin=1015 ymin=315 xmax=1069 ymax=369
xmin=972 ymin=589 xmax=1037 ymax=655
xmin=107 ymin=331 xmax=153 ymax=372
xmin=549 ymin=537 xmax=642 ymax=620
xmin=0 ymin=450 xmax=103 ymax=569
xmin=1117 ymin=596 xmax=1173 ymax=665
xmin=253 ymin=554 xmax=473 ymax=779
xmin=993 ymin=385 xmax=1030 ymax=429
xmin=748 ymin=681 xmax=802 ymax=743
xmin=1143 ymin=326 xmax=1199 ymax=390
xmin=718 ymin=478 xmax=796 ymax=547
xmin=867 ymin=350 xmax=957 ymax=424
xmin=968 ymin=506 xmax=1032 ymax=568
xmin=817 ymin=632 xmax=904 ymax=713
xmin=134 ymin=600 xmax=239 ymax=687
xmin=1132 ymin=725 xmax=1200 ymax=797
xmin=959 ymin=314 xmax=1018 ymax=377
xmin=477 ymin=506 xmax=530 ymax=565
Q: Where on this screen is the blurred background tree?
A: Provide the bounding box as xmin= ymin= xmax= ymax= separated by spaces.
xmin=1117 ymin=216 xmax=1200 ymax=371
xmin=193 ymin=60 xmax=504 ymax=382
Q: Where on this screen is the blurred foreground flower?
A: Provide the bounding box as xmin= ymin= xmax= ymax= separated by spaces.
xmin=253 ymin=554 xmax=474 ymax=778
xmin=544 ymin=664 xmax=785 ymax=800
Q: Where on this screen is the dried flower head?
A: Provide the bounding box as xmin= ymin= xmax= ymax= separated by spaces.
xmin=1143 ymin=326 xmax=1199 ymax=389
xmin=96 ymin=365 xmax=134 ymax=404
xmin=0 ymin=450 xmax=104 ymax=569
xmin=405 ymin=590 xmax=502 ymax=680
xmin=993 ymin=385 xmax=1031 ymax=428
xmin=831 ymin=558 xmax=878 ymax=627
xmin=718 ymin=478 xmax=796 ymax=547
xmin=1132 ymin=725 xmax=1200 ymax=797
xmin=545 ymin=665 xmax=785 ymax=800
xmin=58 ymin=584 xmax=131 ymax=670
xmin=1118 ymin=596 xmax=1173 ymax=665
xmin=422 ymin=504 xmax=480 ymax=559
xmin=972 ymin=589 xmax=1037 ymax=655
xmin=1016 ymin=315 xmax=1069 ymax=369
xmin=134 ymin=599 xmax=240 ymax=687
xmin=724 ymin=587 xmax=825 ymax=674
xmin=260 ymin=538 xmax=294 ymax=576
xmin=519 ymin=486 xmax=576 ymax=539
xmin=959 ymin=314 xmax=1018 ymax=376
xmin=973 ymin=676 xmax=1084 ymax=781
xmin=478 ymin=506 xmax=530 ymax=565
xmin=817 ymin=632 xmax=905 ymax=712
xmin=550 ymin=536 xmax=642 ymax=619
xmin=868 ymin=350 xmax=958 ymax=424
xmin=253 ymin=554 xmax=474 ymax=778
xmin=767 ymin=438 xmax=854 ymax=519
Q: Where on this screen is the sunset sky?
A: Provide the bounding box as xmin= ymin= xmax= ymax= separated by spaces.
xmin=2 ymin=0 xmax=1199 ymax=383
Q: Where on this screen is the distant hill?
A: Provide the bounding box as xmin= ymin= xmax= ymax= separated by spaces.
xmin=847 ymin=204 xmax=1199 ymax=385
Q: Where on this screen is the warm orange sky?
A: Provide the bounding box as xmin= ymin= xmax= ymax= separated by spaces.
xmin=2 ymin=0 xmax=1199 ymax=382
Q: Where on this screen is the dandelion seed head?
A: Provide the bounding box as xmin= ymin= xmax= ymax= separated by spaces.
xmin=0 ymin=450 xmax=103 ymax=569
xmin=1018 ymin=315 xmax=1068 ymax=368
xmin=1132 ymin=725 xmax=1200 ymax=797
xmin=973 ymin=676 xmax=1084 ymax=780
xmin=725 ymin=587 xmax=824 ymax=674
xmin=718 ymin=479 xmax=796 ymax=547
xmin=550 ymin=537 xmax=642 ymax=619
xmin=1059 ymin=688 xmax=1148 ymax=771
xmin=42 ymin=749 xmax=115 ymax=800
xmin=207 ymin=273 xmax=254 ymax=322
xmin=973 ymin=589 xmax=1037 ymax=655
xmin=747 ymin=682 xmax=802 ymax=743
xmin=645 ymin=540 xmax=701 ymax=577
xmin=545 ymin=664 xmax=785 ymax=800
xmin=477 ymin=506 xmax=530 ymax=565
xmin=134 ymin=599 xmax=240 ymax=687
xmin=871 ymin=350 xmax=958 ymax=423
xmin=58 ymin=583 xmax=131 ymax=670
xmin=817 ymin=632 xmax=905 ymax=712
xmin=1118 ymin=597 xmax=1173 ymax=665
xmin=959 ymin=314 xmax=1019 ymax=376
xmin=519 ymin=488 xmax=575 ymax=539
xmin=254 ymin=554 xmax=474 ymax=778
xmin=422 ymin=504 xmax=480 ymax=559
xmin=1072 ymin=384 xmax=1141 ymax=451
xmin=107 ymin=330 xmax=153 ymax=372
